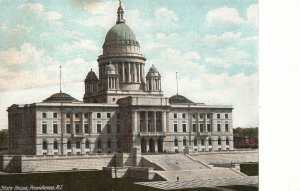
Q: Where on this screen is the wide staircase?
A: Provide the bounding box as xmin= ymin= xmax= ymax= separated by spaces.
xmin=142 ymin=154 xmax=245 ymax=181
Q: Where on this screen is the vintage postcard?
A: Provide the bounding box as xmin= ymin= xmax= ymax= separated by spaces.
xmin=0 ymin=0 xmax=258 ymax=190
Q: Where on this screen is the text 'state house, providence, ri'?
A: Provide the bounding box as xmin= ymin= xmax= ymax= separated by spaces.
xmin=7 ymin=2 xmax=234 ymax=158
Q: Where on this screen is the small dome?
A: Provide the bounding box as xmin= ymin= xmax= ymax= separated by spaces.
xmin=43 ymin=92 xmax=79 ymax=103
xmin=169 ymin=94 xmax=194 ymax=104
xmin=105 ymin=63 xmax=116 ymax=71
xmin=85 ymin=69 xmax=98 ymax=81
xmin=104 ymin=23 xmax=138 ymax=46
xmin=148 ymin=65 xmax=159 ymax=73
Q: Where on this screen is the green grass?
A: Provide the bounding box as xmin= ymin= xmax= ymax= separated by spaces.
xmin=240 ymin=163 xmax=259 ymax=176
xmin=0 ymin=170 xmax=258 ymax=191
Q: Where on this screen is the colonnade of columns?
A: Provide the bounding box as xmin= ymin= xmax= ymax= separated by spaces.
xmin=131 ymin=111 xmax=167 ymax=134
xmin=99 ymin=62 xmax=145 ymax=84
xmin=141 ymin=137 xmax=164 ymax=153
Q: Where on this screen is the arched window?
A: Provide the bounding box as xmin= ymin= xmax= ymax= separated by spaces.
xmin=183 ymin=139 xmax=187 ymax=146
xmin=194 ymin=139 xmax=197 ymax=146
xmin=76 ymin=141 xmax=81 ymax=149
xmin=201 ymin=139 xmax=205 ymax=146
xmin=97 ymin=140 xmax=102 ymax=149
xmin=117 ymin=139 xmax=121 ymax=149
xmin=42 ymin=141 xmax=47 ymax=150
xmin=218 ymin=138 xmax=221 ymax=145
xmin=208 ymin=138 xmax=212 ymax=146
xmin=67 ymin=140 xmax=71 ymax=149
xmin=226 ymin=138 xmax=229 ymax=145
xmin=85 ymin=140 xmax=90 ymax=149
xmin=107 ymin=139 xmax=111 ymax=148
xmin=53 ymin=141 xmax=58 ymax=150
xmin=174 ymin=139 xmax=178 ymax=146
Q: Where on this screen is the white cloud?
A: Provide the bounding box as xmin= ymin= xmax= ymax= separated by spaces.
xmin=205 ymin=47 xmax=249 ymax=68
xmin=154 ymin=7 xmax=178 ymax=27
xmin=60 ymin=39 xmax=99 ymax=52
xmin=18 ymin=3 xmax=62 ymax=21
xmin=247 ymin=4 xmax=258 ymax=26
xmin=0 ymin=43 xmax=44 ymax=65
xmin=144 ymin=33 xmax=179 ymax=50
xmin=202 ymin=32 xmax=242 ymax=44
xmin=206 ymin=6 xmax=245 ymax=25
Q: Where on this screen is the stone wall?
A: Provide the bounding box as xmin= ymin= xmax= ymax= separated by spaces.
xmin=1 ymin=154 xmax=114 ymax=173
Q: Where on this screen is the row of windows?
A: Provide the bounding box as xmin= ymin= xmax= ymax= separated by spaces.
xmin=42 ymin=112 xmax=121 ymax=119
xmin=42 ymin=124 xmax=121 ymax=134
xmin=42 ymin=139 xmax=121 ymax=150
xmin=173 ymin=124 xmax=229 ymax=132
xmin=173 ymin=113 xmax=229 ymax=119
xmin=174 ymin=138 xmax=230 ymax=147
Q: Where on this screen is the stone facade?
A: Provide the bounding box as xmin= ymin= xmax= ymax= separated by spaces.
xmin=6 ymin=2 xmax=234 ymax=157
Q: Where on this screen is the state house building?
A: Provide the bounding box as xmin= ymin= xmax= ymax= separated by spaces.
xmin=7 ymin=2 xmax=234 ymax=156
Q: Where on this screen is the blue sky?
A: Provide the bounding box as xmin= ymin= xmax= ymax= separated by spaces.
xmin=0 ymin=0 xmax=258 ymax=129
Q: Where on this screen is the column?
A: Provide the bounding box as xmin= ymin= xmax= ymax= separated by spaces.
xmin=145 ymin=112 xmax=148 ymax=133
xmin=196 ymin=113 xmax=199 ymax=133
xmin=229 ymin=136 xmax=234 ymax=150
xmin=132 ymin=111 xmax=137 ymax=133
xmin=162 ymin=111 xmax=166 ymax=132
xmin=205 ymin=137 xmax=209 ymax=151
xmin=71 ymin=113 xmax=75 ymax=134
xmin=142 ymin=64 xmax=144 ymax=82
xmin=138 ymin=63 xmax=141 ymax=82
xmin=133 ymin=63 xmax=137 ymax=82
xmin=116 ymin=77 xmax=120 ymax=89
xmin=122 ymin=62 xmax=125 ymax=82
xmin=89 ymin=112 xmax=92 ymax=134
xmin=146 ymin=138 xmax=149 ymax=153
xmin=137 ymin=112 xmax=140 ymax=133
xmin=153 ymin=111 xmax=157 ymax=132
xmin=60 ymin=112 xmax=65 ymax=155
xmin=221 ymin=136 xmax=226 ymax=151
xmin=81 ymin=113 xmax=84 ymax=134
xmin=128 ymin=62 xmax=131 ymax=82
xmin=107 ymin=77 xmax=110 ymax=89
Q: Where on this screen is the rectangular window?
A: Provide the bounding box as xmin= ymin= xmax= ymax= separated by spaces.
xmin=75 ymin=113 xmax=80 ymax=118
xmin=207 ymin=114 xmax=210 ymax=119
xmin=42 ymin=124 xmax=47 ymax=134
xmin=200 ymin=124 xmax=204 ymax=132
xmin=192 ymin=114 xmax=196 ymax=119
xmin=84 ymin=124 xmax=89 ymax=133
xmin=84 ymin=113 xmax=89 ymax=118
xmin=207 ymin=124 xmax=211 ymax=132
xmin=53 ymin=124 xmax=58 ymax=134
xmin=66 ymin=124 xmax=71 ymax=134
xmin=97 ymin=113 xmax=101 ymax=118
xmin=42 ymin=113 xmax=47 ymax=118
xmin=193 ymin=124 xmax=197 ymax=132
xmin=217 ymin=114 xmax=220 ymax=119
xmin=182 ymin=113 xmax=186 ymax=118
xmin=174 ymin=113 xmax=177 ymax=119
xmin=66 ymin=113 xmax=70 ymax=118
xmin=117 ymin=113 xmax=121 ymax=119
xmin=200 ymin=114 xmax=203 ymax=119
xmin=107 ymin=113 xmax=111 ymax=118
xmin=225 ymin=114 xmax=228 ymax=119
xmin=97 ymin=124 xmax=101 ymax=133
xmin=107 ymin=124 xmax=111 ymax=133
xmin=182 ymin=124 xmax=186 ymax=132
xmin=225 ymin=124 xmax=229 ymax=132
xmin=53 ymin=113 xmax=57 ymax=118
xmin=201 ymin=139 xmax=205 ymax=146
xmin=217 ymin=124 xmax=221 ymax=132
xmin=75 ymin=124 xmax=80 ymax=134
xmin=117 ymin=124 xmax=121 ymax=133
xmin=174 ymin=124 xmax=177 ymax=132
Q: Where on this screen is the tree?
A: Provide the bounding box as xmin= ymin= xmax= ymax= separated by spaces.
xmin=233 ymin=127 xmax=258 ymax=137
xmin=0 ymin=129 xmax=8 ymax=148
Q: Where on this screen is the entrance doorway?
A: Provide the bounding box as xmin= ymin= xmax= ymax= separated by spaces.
xmin=149 ymin=138 xmax=155 ymax=153
xmin=157 ymin=138 xmax=163 ymax=153
xmin=141 ymin=138 xmax=147 ymax=153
